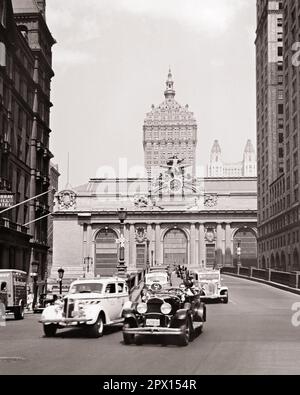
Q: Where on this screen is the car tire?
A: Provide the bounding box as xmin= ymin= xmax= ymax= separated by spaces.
xmin=87 ymin=315 xmax=104 ymax=338
xmin=14 ymin=305 xmax=24 ymax=320
xmin=135 ymin=335 xmax=144 ymax=346
xmin=223 ymin=292 xmax=229 ymax=304
xmin=177 ymin=320 xmax=190 ymax=347
xmin=43 ymin=324 xmax=57 ymax=337
xmin=123 ymin=323 xmax=135 ymax=345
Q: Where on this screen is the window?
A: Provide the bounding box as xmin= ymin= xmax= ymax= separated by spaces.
xmin=118 ymin=283 xmax=124 ymax=293
xmin=105 ymin=283 xmax=116 ymax=294
xmin=0 ymin=0 xmax=6 ymax=27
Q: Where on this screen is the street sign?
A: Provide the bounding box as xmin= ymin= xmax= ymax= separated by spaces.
xmin=0 ymin=192 xmax=14 ymax=209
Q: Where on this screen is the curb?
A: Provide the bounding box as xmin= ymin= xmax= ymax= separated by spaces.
xmin=223 ymin=273 xmax=300 ymax=296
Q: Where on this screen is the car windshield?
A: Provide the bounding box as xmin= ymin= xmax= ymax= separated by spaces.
xmin=146 ymin=275 xmax=167 ymax=283
xmin=198 ymin=273 xmax=219 ymax=281
xmin=70 ymin=283 xmax=103 ymax=294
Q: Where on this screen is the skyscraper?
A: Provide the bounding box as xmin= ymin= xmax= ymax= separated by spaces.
xmin=256 ymin=0 xmax=300 ymax=271
xmin=143 ymin=70 xmax=197 ymax=178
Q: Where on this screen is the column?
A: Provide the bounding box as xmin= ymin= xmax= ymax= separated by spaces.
xmin=216 ymin=223 xmax=223 ymax=267
xmin=155 ymin=223 xmax=161 ymax=266
xmin=129 ymin=224 xmax=136 ymax=271
xmin=225 ymin=223 xmax=232 ymax=266
xmin=125 ymin=224 xmax=130 ymax=269
xmin=190 ymin=223 xmax=196 ymax=268
xmin=199 ymin=223 xmax=206 ymax=268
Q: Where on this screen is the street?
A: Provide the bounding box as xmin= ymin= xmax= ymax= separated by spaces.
xmin=1 ymin=275 xmax=300 ymax=375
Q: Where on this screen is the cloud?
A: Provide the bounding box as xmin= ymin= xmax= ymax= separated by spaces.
xmin=53 ymin=48 xmax=95 ymax=66
xmin=47 ymin=0 xmax=248 ymax=43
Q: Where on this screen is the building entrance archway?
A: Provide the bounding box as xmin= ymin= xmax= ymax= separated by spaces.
xmin=95 ymin=228 xmax=118 ymax=276
xmin=163 ymin=229 xmax=188 ymax=267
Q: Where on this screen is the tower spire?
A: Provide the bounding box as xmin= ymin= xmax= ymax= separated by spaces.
xmin=164 ymin=68 xmax=176 ymax=99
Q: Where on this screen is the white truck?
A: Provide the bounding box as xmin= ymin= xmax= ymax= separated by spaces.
xmin=0 ymin=270 xmax=27 ymax=320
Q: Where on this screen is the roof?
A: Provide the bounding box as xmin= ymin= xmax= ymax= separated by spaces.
xmin=71 ymin=277 xmax=127 ymax=284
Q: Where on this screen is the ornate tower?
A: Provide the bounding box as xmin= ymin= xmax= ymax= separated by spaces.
xmin=243 ymin=139 xmax=257 ymax=177
xmin=143 ymin=69 xmax=198 ymax=178
xmin=208 ymin=140 xmax=223 ymax=177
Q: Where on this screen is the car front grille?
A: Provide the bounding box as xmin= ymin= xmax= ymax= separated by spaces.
xmin=63 ymin=298 xmax=75 ymax=318
xmin=146 ymin=298 xmax=163 ymax=314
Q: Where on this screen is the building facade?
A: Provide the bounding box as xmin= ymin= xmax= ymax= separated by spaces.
xmin=256 ymin=0 xmax=300 ymax=271
xmin=0 ymin=0 xmax=55 ymax=280
xmin=207 ymin=140 xmax=257 ymax=178
xmin=49 ymin=174 xmax=258 ymax=283
xmin=47 ymin=162 xmax=59 ymax=277
xmin=143 ymin=69 xmax=197 ymax=178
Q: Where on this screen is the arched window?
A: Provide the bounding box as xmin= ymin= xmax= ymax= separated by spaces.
xmin=95 ymin=228 xmax=118 ymax=276
xmin=233 ymin=228 xmax=257 ymax=268
xmin=164 ymin=229 xmax=188 ymax=267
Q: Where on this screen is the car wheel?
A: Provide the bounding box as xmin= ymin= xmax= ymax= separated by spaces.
xmin=87 ymin=315 xmax=104 ymax=338
xmin=177 ymin=320 xmax=190 ymax=347
xmin=223 ymin=293 xmax=229 ymax=304
xmin=135 ymin=335 xmax=144 ymax=346
xmin=123 ymin=323 xmax=135 ymax=345
xmin=43 ymin=324 xmax=57 ymax=337
xmin=14 ymin=305 xmax=24 ymax=320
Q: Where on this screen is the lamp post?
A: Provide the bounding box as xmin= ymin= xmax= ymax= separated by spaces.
xmin=30 ymin=262 xmax=39 ymax=310
xmin=117 ymin=208 xmax=127 ymax=276
xmin=237 ymin=240 xmax=242 ymax=267
xmin=146 ymin=239 xmax=150 ymax=272
xmin=83 ymin=257 xmax=93 ymax=278
xmin=57 ymin=268 xmax=65 ymax=296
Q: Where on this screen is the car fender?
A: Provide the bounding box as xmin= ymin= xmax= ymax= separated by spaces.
xmin=123 ymin=311 xmax=139 ymax=327
xmin=194 ymin=303 xmax=206 ymax=322
xmin=174 ymin=308 xmax=189 ymax=321
xmin=41 ymin=305 xmax=63 ymax=322
xmin=84 ymin=304 xmax=107 ymax=325
xmin=219 ymin=287 xmax=228 ymax=296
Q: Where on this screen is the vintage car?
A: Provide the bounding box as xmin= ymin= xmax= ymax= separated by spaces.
xmin=191 ymin=269 xmax=229 ymax=304
xmin=122 ymin=286 xmax=206 ymax=347
xmin=144 ymin=271 xmax=171 ymax=292
xmin=39 ymin=277 xmax=130 ymax=338
xmin=34 ymin=293 xmax=58 ymax=314
xmin=0 ymin=270 xmax=27 ymax=320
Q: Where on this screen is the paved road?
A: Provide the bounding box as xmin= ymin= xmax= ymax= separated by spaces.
xmin=1 ymin=275 xmax=300 ymax=375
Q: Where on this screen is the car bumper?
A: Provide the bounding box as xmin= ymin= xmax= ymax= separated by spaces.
xmin=123 ymin=327 xmax=186 ymax=336
xmin=39 ymin=318 xmax=93 ymax=325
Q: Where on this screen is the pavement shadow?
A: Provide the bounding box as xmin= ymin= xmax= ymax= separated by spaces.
xmin=45 ymin=325 xmax=122 ymax=339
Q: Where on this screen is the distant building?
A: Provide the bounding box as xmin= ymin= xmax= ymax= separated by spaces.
xmin=207 ymin=140 xmax=257 ymax=178
xmin=143 ymin=69 xmax=197 ymax=178
xmin=0 ymin=0 xmax=55 ymax=282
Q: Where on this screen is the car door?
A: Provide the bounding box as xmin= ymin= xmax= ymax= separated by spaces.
xmin=115 ymin=282 xmax=128 ymax=318
xmin=104 ymin=283 xmax=119 ymax=321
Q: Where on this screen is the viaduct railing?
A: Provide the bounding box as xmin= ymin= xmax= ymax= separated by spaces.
xmin=221 ymin=265 xmax=300 ymax=290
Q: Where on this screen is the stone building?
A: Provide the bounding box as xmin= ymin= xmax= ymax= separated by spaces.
xmin=0 ymin=0 xmax=55 ymax=280
xmin=207 ymin=140 xmax=257 ymax=178
xmin=143 ymin=69 xmax=197 ymax=178
xmin=256 ymin=0 xmax=300 ymax=271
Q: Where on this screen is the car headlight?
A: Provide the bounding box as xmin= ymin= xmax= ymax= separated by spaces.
xmin=136 ymin=303 xmax=147 ymax=314
xmin=160 ymin=303 xmax=172 ymax=315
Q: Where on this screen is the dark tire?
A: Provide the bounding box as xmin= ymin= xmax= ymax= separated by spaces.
xmin=135 ymin=336 xmax=144 ymax=346
xmin=43 ymin=324 xmax=57 ymax=337
xmin=123 ymin=323 xmax=135 ymax=345
xmin=177 ymin=320 xmax=190 ymax=347
xmin=222 ymin=293 xmax=229 ymax=304
xmin=14 ymin=305 xmax=24 ymax=320
xmin=87 ymin=315 xmax=104 ymax=338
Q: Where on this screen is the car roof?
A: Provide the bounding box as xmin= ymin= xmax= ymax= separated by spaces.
xmin=0 ymin=270 xmax=27 ymax=275
xmin=70 ymin=277 xmax=126 ymax=286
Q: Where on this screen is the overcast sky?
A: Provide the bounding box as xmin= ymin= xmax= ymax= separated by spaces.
xmin=46 ymin=0 xmax=256 ymax=189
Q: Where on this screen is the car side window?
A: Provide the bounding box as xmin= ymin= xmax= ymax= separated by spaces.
xmin=118 ymin=283 xmax=124 ymax=293
xmin=105 ymin=283 xmax=116 ymax=294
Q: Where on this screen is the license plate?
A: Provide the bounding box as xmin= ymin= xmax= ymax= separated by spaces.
xmin=146 ymin=319 xmax=160 ymax=327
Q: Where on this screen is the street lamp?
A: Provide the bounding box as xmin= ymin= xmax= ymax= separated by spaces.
xmin=57 ymin=268 xmax=65 ymax=296
xmin=83 ymin=256 xmax=93 ymax=278
xmin=30 ymin=262 xmax=39 ymax=310
xmin=117 ymin=208 xmax=127 ymax=276
xmin=237 ymin=240 xmax=242 ymax=267
xmin=146 ymin=239 xmax=150 ymax=271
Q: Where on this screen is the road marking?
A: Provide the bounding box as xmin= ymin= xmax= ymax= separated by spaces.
xmin=0 ymin=357 xmax=26 ymax=362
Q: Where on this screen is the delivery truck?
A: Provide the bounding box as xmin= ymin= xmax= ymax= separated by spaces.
xmin=0 ymin=270 xmax=27 ymax=320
